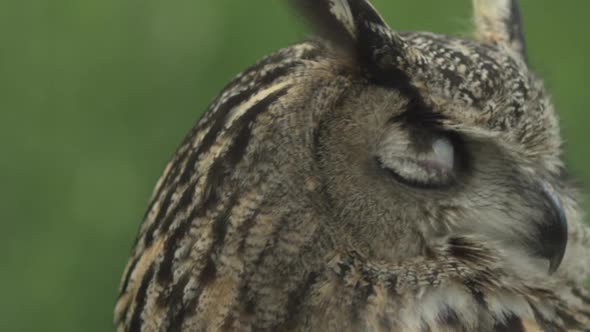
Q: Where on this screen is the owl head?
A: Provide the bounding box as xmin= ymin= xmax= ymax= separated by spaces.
xmin=290 ymin=0 xmax=577 ymax=278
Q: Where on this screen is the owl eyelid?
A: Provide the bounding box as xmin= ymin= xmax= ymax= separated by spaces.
xmin=376 ymin=144 xmax=458 ymax=190
xmin=378 ymin=157 xmax=458 ymax=190
xmin=376 ymin=127 xmax=467 ymax=190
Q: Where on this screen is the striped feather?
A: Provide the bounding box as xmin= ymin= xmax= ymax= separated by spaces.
xmin=114 ymin=1 xmax=590 ymax=331
xmin=115 ymin=42 xmax=325 ymax=331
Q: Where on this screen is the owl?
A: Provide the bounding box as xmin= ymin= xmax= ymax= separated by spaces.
xmin=114 ymin=0 xmax=590 ymax=331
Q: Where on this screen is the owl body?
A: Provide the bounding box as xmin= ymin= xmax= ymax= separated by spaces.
xmin=115 ymin=1 xmax=590 ymax=331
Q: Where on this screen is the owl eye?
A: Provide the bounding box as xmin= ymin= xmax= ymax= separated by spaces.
xmin=378 ymin=135 xmax=459 ymax=189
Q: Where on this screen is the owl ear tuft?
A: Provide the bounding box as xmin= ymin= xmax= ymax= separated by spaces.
xmin=472 ymin=0 xmax=528 ymax=62
xmin=290 ymin=0 xmax=410 ymax=79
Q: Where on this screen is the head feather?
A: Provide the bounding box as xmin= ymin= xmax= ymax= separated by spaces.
xmin=473 ymin=0 xmax=528 ymax=62
xmin=289 ymin=0 xmax=421 ymax=81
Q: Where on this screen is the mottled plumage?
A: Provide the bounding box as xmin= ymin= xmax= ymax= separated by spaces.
xmin=115 ymin=1 xmax=590 ymax=331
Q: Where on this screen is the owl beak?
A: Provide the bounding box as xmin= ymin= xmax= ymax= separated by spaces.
xmin=537 ymin=182 xmax=568 ymax=274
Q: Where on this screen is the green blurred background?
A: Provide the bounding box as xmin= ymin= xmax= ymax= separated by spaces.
xmin=2 ymin=1 xmax=588 ymax=331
